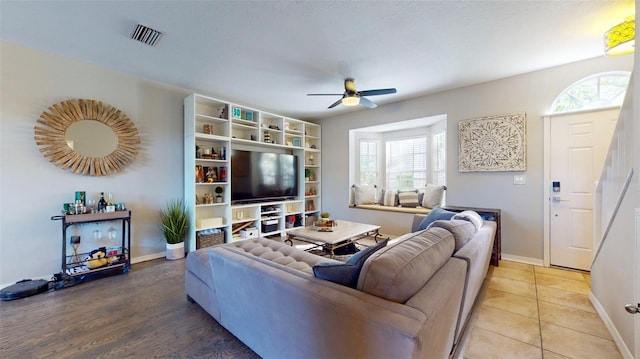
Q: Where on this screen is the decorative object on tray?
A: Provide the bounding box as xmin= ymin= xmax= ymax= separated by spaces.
xmin=313 ymin=219 xmax=338 ymax=232
xmin=458 ymin=112 xmax=526 ymax=172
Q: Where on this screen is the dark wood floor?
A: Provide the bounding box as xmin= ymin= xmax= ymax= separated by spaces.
xmin=0 ymin=258 xmax=260 ymax=359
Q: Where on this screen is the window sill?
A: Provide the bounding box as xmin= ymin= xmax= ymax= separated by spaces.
xmin=350 ymin=204 xmax=433 ymax=215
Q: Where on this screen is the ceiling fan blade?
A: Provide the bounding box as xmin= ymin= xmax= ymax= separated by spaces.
xmin=359 ymin=96 xmax=377 ymax=109
xmin=358 ymin=88 xmax=397 ymax=97
xmin=328 ymin=98 xmax=343 ymax=109
xmin=307 ymin=93 xmax=344 ymax=96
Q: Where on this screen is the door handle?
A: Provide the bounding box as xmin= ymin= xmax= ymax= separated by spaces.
xmin=551 ymin=197 xmax=570 ymax=203
xmin=625 ymin=303 xmax=640 ymax=314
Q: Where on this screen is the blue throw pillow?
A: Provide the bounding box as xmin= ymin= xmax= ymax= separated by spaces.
xmin=313 ymin=239 xmax=388 ymax=288
xmin=416 ymin=207 xmax=456 ymax=231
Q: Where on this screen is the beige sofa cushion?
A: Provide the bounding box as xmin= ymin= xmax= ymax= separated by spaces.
xmin=357 ymin=227 xmax=455 ymax=303
xmin=427 ymin=219 xmax=476 ymax=251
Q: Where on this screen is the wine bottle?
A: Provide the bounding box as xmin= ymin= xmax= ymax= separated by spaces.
xmin=107 ymin=192 xmax=115 ymax=212
xmin=98 ymin=192 xmax=107 ymax=213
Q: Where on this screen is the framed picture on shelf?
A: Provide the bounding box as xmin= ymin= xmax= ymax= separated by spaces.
xmin=293 ymin=138 xmax=301 ymax=147
xmin=306 ymin=199 xmax=315 ymax=211
xmin=196 ymin=165 xmax=204 ymax=183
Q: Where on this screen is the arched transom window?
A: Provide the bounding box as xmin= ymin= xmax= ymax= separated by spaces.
xmin=550 ymin=71 xmax=631 ymax=114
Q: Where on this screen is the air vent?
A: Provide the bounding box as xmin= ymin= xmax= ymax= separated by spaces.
xmin=130 ymin=24 xmax=163 ymax=47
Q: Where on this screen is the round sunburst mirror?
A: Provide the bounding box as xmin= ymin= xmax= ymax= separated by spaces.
xmin=34 ymin=99 xmax=140 ymax=176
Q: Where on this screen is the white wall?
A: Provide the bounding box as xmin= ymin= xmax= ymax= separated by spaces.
xmin=0 ymin=42 xmax=190 ymax=285
xmin=318 ymin=54 xmax=633 ymax=262
xmin=590 ymin=55 xmax=639 ymax=357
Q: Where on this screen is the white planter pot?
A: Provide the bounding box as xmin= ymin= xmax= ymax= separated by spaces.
xmin=166 ymin=242 xmax=185 ymax=260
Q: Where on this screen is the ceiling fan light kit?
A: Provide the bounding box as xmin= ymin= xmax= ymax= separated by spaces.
xmin=308 ymin=78 xmax=396 ymax=109
xmin=342 ymin=96 xmax=360 ymax=106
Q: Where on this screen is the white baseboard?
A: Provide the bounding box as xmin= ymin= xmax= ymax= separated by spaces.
xmin=131 ymin=252 xmax=165 ymax=264
xmin=500 ymin=254 xmax=544 ymax=267
xmin=589 ymin=291 xmax=633 ymax=359
xmin=1 ymin=253 xmax=167 ymax=290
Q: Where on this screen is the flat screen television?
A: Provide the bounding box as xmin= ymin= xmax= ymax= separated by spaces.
xmin=231 ymin=149 xmax=299 ymax=204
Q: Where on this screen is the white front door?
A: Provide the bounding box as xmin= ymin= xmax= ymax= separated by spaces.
xmin=549 ymin=110 xmax=617 ymax=270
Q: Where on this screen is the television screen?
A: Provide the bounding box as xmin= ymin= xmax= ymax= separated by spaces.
xmin=231 ymin=150 xmax=299 ymax=204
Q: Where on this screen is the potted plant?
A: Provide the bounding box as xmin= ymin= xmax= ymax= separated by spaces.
xmin=215 ymin=186 xmax=223 ymax=203
xmin=305 ymin=168 xmax=312 ymax=182
xmin=160 ymin=199 xmax=190 ymax=260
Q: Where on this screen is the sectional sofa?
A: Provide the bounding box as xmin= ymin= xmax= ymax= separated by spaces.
xmin=185 ymin=209 xmax=496 ymax=358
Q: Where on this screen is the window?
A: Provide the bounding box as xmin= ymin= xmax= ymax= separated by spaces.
xmin=550 ymin=71 xmax=631 ymax=113
xmin=431 ymin=132 xmax=446 ymax=186
xmin=359 ymin=140 xmax=377 ymax=186
xmin=349 ymin=115 xmax=446 ymax=201
xmin=386 ymin=137 xmax=427 ymax=191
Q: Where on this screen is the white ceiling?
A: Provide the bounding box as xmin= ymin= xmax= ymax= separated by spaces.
xmin=0 ymin=1 xmax=634 ymax=120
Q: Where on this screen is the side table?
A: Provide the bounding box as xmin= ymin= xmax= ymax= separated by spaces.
xmin=443 ymin=205 xmax=501 ymax=267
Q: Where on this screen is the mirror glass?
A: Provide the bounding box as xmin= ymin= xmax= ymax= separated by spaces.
xmin=65 ymin=120 xmax=118 ymax=157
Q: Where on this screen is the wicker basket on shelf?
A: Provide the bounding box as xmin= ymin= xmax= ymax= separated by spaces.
xmin=196 ymin=230 xmax=225 ymax=249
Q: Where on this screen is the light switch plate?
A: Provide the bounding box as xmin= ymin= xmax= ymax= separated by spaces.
xmin=514 ymin=175 xmax=526 ymax=185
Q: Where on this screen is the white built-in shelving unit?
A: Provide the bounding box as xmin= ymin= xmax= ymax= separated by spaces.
xmin=184 ymin=93 xmax=321 ymax=252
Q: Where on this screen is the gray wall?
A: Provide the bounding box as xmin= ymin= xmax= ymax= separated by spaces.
xmin=317 ymin=54 xmax=633 ymax=263
xmin=0 ymin=42 xmax=190 ymax=285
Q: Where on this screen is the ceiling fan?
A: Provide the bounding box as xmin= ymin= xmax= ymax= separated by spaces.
xmin=307 ymin=78 xmax=397 ymax=109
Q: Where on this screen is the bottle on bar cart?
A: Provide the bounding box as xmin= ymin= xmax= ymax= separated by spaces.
xmin=97 ymin=192 xmax=107 ymax=213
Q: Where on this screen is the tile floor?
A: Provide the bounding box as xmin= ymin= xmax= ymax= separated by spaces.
xmin=456 ymin=260 xmax=622 ymax=359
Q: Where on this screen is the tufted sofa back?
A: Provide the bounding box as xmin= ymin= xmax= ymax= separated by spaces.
xmin=225 ymin=237 xmax=339 ymax=275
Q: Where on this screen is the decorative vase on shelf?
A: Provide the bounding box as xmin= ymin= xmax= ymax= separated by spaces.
xmin=215 ymin=187 xmax=223 ymax=203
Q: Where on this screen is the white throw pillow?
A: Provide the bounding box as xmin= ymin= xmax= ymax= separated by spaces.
xmin=422 ymin=184 xmax=445 ymax=208
xmin=452 ymin=210 xmax=484 ymax=231
xmin=382 ymin=189 xmax=397 ymax=206
xmin=353 ymin=185 xmax=376 ymax=205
